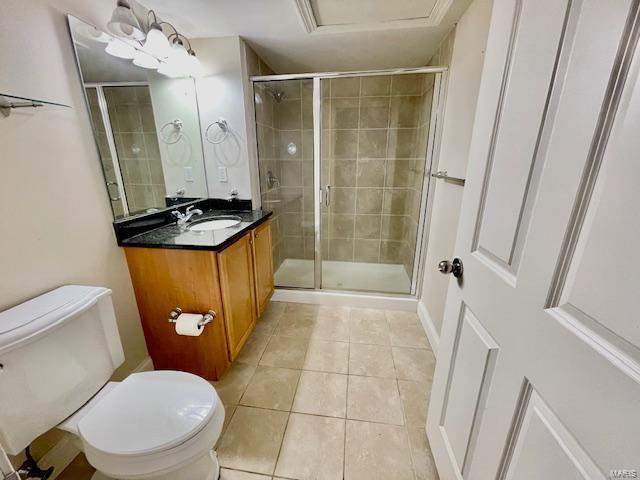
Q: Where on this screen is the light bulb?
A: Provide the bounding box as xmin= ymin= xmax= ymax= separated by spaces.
xmin=142 ymin=25 xmax=170 ymax=59
xmin=186 ymin=50 xmax=203 ymax=77
xmin=105 ymin=39 xmax=136 ymax=59
xmin=158 ymin=60 xmax=181 ymax=78
xmin=107 ymin=0 xmax=144 ymax=41
xmin=133 ymin=50 xmax=160 ymax=69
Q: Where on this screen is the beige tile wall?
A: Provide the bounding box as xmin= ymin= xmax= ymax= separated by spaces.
xmin=103 ymin=85 xmax=167 ymax=214
xmin=89 ymin=86 xmax=166 ymax=212
xmin=322 ymin=74 xmax=435 ymax=276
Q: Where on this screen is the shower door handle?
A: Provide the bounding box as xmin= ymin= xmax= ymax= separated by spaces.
xmin=324 ymin=185 xmax=331 ymax=207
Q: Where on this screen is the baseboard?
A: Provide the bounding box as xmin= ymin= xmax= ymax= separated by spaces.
xmin=417 ymin=301 xmax=440 ymax=357
xmin=132 ymin=355 xmax=154 ymax=373
xmin=40 ymin=435 xmax=80 ymax=480
xmin=273 ymin=288 xmax=418 ymax=312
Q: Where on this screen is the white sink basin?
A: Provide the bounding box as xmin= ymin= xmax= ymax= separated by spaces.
xmin=188 ymin=216 xmax=242 ymax=232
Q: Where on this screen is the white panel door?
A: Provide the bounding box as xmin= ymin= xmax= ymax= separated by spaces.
xmin=427 ymin=0 xmax=640 ymax=479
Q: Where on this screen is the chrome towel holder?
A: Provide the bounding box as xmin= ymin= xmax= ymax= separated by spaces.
xmin=431 ymin=170 xmax=466 ymax=185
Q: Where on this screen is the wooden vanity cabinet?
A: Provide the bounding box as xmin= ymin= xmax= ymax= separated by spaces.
xmin=123 ymin=220 xmax=274 ymax=380
xmin=252 ymin=219 xmax=274 ymax=317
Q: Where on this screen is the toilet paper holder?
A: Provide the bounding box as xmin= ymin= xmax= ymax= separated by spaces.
xmin=167 ymin=308 xmax=216 ymax=328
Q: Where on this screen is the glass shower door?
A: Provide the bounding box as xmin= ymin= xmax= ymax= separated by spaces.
xmin=319 ymin=74 xmax=436 ymax=294
xmin=254 ymin=78 xmax=316 ymax=288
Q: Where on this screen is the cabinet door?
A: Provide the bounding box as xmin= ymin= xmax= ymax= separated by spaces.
xmin=252 ymin=219 xmax=274 ymax=317
xmin=217 ymin=233 xmax=257 ymax=360
xmin=124 ymin=248 xmax=230 ymax=380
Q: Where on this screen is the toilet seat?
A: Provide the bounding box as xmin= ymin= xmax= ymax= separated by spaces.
xmin=72 ymin=371 xmax=224 ymax=479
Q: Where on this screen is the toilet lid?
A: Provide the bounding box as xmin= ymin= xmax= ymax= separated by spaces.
xmin=77 ymin=371 xmax=217 ymax=456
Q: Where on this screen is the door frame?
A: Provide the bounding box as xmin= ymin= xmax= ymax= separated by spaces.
xmin=251 ymin=66 xmax=449 ymax=297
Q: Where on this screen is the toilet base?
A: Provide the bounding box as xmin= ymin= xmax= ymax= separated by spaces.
xmin=90 ymin=450 xmax=220 ymax=480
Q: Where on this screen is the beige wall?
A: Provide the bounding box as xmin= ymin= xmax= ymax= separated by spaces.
xmin=0 ymin=0 xmax=148 ymax=375
xmin=419 ymin=0 xmax=493 ymax=341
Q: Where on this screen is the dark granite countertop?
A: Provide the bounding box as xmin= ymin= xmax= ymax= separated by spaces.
xmin=120 ymin=209 xmax=272 ymax=252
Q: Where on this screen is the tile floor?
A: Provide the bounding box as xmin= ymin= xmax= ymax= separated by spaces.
xmin=59 ymin=301 xmax=439 ymax=480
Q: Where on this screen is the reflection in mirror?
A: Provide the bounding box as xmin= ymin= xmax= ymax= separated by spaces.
xmin=68 ymin=16 xmax=208 ymax=218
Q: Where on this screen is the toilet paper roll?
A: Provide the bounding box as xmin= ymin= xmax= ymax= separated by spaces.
xmin=175 ymin=313 xmax=204 ymax=337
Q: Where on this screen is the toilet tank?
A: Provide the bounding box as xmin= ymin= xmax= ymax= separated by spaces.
xmin=0 ymin=286 xmax=125 ymax=455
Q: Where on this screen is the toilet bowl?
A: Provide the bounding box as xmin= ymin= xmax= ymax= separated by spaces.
xmin=59 ymin=370 xmax=225 ymax=480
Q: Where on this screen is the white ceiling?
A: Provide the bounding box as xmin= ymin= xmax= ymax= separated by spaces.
xmin=139 ymin=0 xmax=473 ymax=73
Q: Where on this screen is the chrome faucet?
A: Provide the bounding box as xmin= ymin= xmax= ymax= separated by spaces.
xmin=172 ymin=205 xmax=203 ymax=227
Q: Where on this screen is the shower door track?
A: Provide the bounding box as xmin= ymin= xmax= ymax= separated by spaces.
xmin=250 ymin=65 xmax=448 ymax=82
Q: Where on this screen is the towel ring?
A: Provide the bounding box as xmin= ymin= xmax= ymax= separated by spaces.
xmin=159 ymin=119 xmax=184 ymax=144
xmin=205 ymin=119 xmax=230 ymax=144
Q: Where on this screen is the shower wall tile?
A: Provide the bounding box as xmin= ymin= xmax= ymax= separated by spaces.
xmin=332 ymin=160 xmax=357 ymax=186
xmin=359 ymin=97 xmax=390 ymax=128
xmin=331 ymin=98 xmax=359 ymax=129
xmin=356 ymin=160 xmax=385 ymax=187
xmin=354 ymin=239 xmax=381 ymax=262
xmin=381 ymin=215 xmax=406 ymax=240
xmin=360 ymin=76 xmax=391 ymax=97
xmin=389 ymin=96 xmax=420 ymax=128
xmin=358 ymin=130 xmax=387 ymax=158
xmin=330 ymin=77 xmax=360 ymax=97
xmin=355 ymin=189 xmax=383 ymax=215
xmin=331 ymin=188 xmax=357 ymax=213
xmin=355 ymin=215 xmax=382 ymax=239
xmin=329 ymin=239 xmax=354 ymax=261
xmin=387 ymin=129 xmax=419 ymax=158
xmin=275 ymin=99 xmax=302 ymax=130
xmin=280 ymin=160 xmax=302 ymax=186
xmin=391 ymin=74 xmax=424 ymax=95
xmin=330 ymin=214 xmax=355 ymax=238
xmin=332 ymin=130 xmax=358 ymax=158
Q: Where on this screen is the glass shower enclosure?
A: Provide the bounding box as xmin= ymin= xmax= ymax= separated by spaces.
xmin=253 ymin=70 xmax=443 ymax=295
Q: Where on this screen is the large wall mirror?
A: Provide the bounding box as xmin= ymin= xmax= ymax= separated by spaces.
xmin=68 ymin=15 xmax=208 ymax=218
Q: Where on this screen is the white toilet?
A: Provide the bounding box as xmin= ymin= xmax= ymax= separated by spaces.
xmin=0 ymin=286 xmax=225 ymax=480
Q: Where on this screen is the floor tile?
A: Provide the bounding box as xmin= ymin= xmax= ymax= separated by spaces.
xmin=284 ymin=303 xmax=319 ymax=316
xmin=240 ymin=366 xmax=301 ymax=411
xmin=398 ymin=380 xmax=430 ymax=427
xmin=349 ymin=312 xmax=390 ymax=345
xmin=344 ymin=420 xmax=413 ymax=480
xmin=386 ymin=311 xmax=429 ymax=348
xmin=57 ymin=454 xmax=95 ymax=480
xmin=407 ymin=427 xmax=439 ymax=480
xmin=217 ymin=404 xmax=238 ymax=448
xmin=274 ymin=312 xmax=317 ymax=338
xmin=213 ymin=363 xmax=257 ymax=405
xmin=236 ymin=331 xmax=271 ymax=365
xmin=265 ymin=301 xmax=287 ymax=315
xmin=254 ymin=308 xmax=283 ymax=336
xmin=220 ymin=468 xmax=272 ymax=480
xmin=347 ymin=376 xmax=404 ymax=425
xmin=275 ymin=413 xmax=345 ymax=480
xmin=292 ymin=371 xmax=348 ymax=418
xmin=304 ymin=339 xmax=349 ymax=373
xmin=260 ymin=335 xmax=308 ymax=369
xmin=312 ymin=316 xmax=350 ymax=342
xmin=392 ymin=347 xmax=436 ymax=382
xmin=349 ymin=343 xmax=395 ymax=378
xmin=217 ymin=406 xmax=289 ymax=475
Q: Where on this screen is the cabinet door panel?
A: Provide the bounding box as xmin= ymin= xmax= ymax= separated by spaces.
xmin=253 ymin=220 xmax=274 ymax=317
xmin=124 ymin=248 xmax=229 ymax=380
xmin=217 ymin=233 xmax=257 ymax=360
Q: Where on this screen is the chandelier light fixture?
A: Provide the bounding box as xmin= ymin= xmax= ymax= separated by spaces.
xmin=104 ymin=3 xmax=202 ymax=78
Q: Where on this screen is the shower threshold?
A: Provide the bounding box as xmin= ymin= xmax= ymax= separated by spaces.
xmin=274 ymin=258 xmax=412 ymax=294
